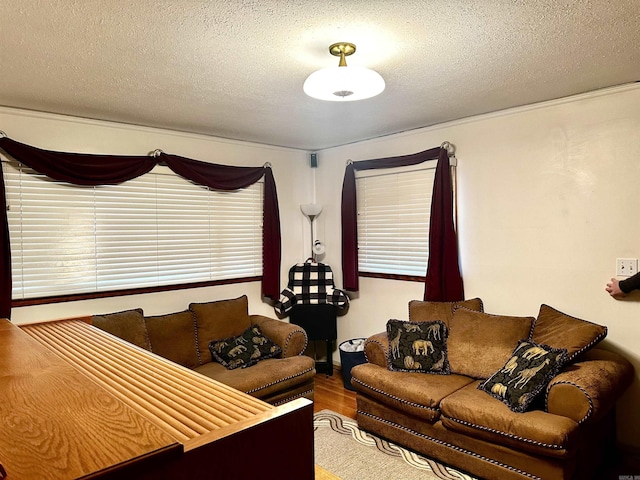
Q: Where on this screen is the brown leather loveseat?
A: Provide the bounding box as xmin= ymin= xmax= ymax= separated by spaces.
xmin=92 ymin=295 xmax=316 ymax=406
xmin=350 ymin=299 xmax=634 ymax=480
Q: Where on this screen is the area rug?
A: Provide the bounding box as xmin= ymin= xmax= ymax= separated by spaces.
xmin=314 ymin=410 xmax=477 ymax=480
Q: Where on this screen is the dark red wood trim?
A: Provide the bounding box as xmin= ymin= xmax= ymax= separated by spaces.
xmin=11 ymin=276 xmax=262 ymax=307
xmin=359 ymin=271 xmax=426 ymax=283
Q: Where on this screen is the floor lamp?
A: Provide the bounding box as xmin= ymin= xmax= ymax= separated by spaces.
xmin=300 ymin=203 xmax=324 ymax=261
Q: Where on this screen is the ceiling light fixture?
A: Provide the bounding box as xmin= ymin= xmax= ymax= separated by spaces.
xmin=303 ymin=42 xmax=385 ymax=102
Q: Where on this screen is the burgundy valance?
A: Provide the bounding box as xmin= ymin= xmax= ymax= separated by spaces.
xmin=0 ymin=137 xmax=282 ymax=318
xmin=0 ymin=138 xmax=158 ymax=186
xmin=341 ymin=146 xmax=463 ymax=301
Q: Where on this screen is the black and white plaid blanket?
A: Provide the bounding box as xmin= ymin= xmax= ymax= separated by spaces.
xmin=274 ymin=262 xmax=349 ymax=316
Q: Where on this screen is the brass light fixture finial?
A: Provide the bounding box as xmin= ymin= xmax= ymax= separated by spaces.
xmin=303 ymin=41 xmax=385 ymax=102
xmin=329 ymin=42 xmax=356 ymax=67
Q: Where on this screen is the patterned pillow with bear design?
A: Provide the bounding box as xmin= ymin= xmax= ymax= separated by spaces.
xmin=386 ymin=319 xmax=450 ymax=374
xmin=478 ymin=339 xmax=568 ymax=413
xmin=209 ymin=325 xmax=282 ymax=370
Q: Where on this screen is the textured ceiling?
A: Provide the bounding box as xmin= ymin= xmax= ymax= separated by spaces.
xmin=1 ymin=1 xmax=639 ymax=151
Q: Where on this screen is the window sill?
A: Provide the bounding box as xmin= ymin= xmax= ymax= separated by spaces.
xmin=12 ymin=276 xmax=262 ymax=307
xmin=359 ymin=272 xmax=425 ymax=282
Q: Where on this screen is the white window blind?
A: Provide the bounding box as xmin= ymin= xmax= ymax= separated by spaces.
xmin=356 ymin=163 xmax=437 ymax=276
xmin=3 ymin=160 xmax=263 ymax=299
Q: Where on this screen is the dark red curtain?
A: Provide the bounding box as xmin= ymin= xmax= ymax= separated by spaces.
xmin=0 ymin=163 xmax=10 ymax=319
xmin=341 ymin=145 xmax=463 ymax=301
xmin=423 ymin=149 xmax=464 ymax=301
xmin=341 ymin=163 xmax=358 ymax=291
xmin=0 ymin=137 xmax=282 ymax=319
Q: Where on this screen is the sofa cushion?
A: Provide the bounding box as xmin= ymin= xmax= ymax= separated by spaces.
xmin=350 ymin=363 xmax=473 ymax=423
xmin=144 ymin=310 xmax=200 ymax=369
xmin=448 ymin=308 xmax=533 ymax=379
xmin=478 ymin=340 xmax=568 ymax=412
xmin=386 ymin=319 xmax=450 ymax=374
xmin=531 ymin=304 xmax=607 ymax=362
xmin=440 ymin=381 xmax=578 ymax=458
xmin=194 ymin=355 xmax=315 ymax=400
xmin=209 ymin=325 xmax=282 ymax=370
xmin=91 ymin=308 xmax=151 ymax=351
xmin=189 ymin=295 xmax=252 ymax=364
xmin=408 ymin=297 xmax=484 ymax=327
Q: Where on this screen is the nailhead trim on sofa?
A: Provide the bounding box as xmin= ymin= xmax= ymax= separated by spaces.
xmin=282 ymin=327 xmax=309 ymax=358
xmin=442 ymin=415 xmax=566 ymax=450
xmin=247 ymin=366 xmax=315 ymax=395
xmin=192 ymin=315 xmax=203 ymax=365
xmin=272 ymin=388 xmax=314 ymax=407
xmin=363 ymin=338 xmax=387 ymax=363
xmin=352 ymin=377 xmax=440 ymax=414
xmin=358 ymin=410 xmax=542 ymax=480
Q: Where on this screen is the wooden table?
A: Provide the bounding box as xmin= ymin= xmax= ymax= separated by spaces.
xmin=0 ymin=319 xmax=313 ymax=479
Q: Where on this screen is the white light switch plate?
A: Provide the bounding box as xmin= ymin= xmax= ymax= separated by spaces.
xmin=616 ymin=258 xmax=638 ymax=277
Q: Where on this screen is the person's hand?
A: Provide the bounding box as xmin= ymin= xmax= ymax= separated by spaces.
xmin=606 ymin=278 xmax=626 ymax=298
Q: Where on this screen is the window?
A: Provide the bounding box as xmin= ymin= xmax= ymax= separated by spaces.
xmin=3 ymin=160 xmax=263 ymax=300
xmin=356 ymin=162 xmax=437 ymax=277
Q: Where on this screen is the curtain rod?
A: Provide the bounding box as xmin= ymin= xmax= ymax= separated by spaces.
xmin=441 ymin=141 xmax=455 ymax=156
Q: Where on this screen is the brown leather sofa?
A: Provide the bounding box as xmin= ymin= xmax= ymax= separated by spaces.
xmin=350 ymin=299 xmax=634 ymax=480
xmin=92 ymin=295 xmax=315 ymax=406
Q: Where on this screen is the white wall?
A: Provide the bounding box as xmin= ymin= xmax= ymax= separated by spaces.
xmin=316 ymin=84 xmax=640 ymax=448
xmin=0 ymin=107 xmax=312 ymax=322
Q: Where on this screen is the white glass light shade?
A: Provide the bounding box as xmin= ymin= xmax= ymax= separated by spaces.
xmin=300 ymin=203 xmax=323 ymax=217
xmin=303 ymin=66 xmax=385 ymax=101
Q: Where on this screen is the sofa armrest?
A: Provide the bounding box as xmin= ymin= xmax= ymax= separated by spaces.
xmin=250 ymin=314 xmax=308 ymax=358
xmin=546 ymin=347 xmax=634 ymax=425
xmin=364 ymin=332 xmax=389 ymax=368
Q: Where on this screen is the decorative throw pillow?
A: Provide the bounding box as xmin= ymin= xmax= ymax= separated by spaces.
xmin=408 ymin=298 xmax=484 ymax=327
xmin=91 ymin=308 xmax=152 ymax=351
xmin=530 ymin=304 xmax=607 ymax=362
xmin=386 ymin=319 xmax=450 ymax=374
xmin=478 ymin=340 xmax=568 ymax=413
xmin=209 ymin=325 xmax=282 ymax=370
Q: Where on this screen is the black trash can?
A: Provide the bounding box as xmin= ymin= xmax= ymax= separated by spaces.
xmin=339 ymin=338 xmax=367 ymax=391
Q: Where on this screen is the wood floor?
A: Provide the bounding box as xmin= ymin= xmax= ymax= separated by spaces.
xmin=313 ymin=369 xmax=357 ymax=420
